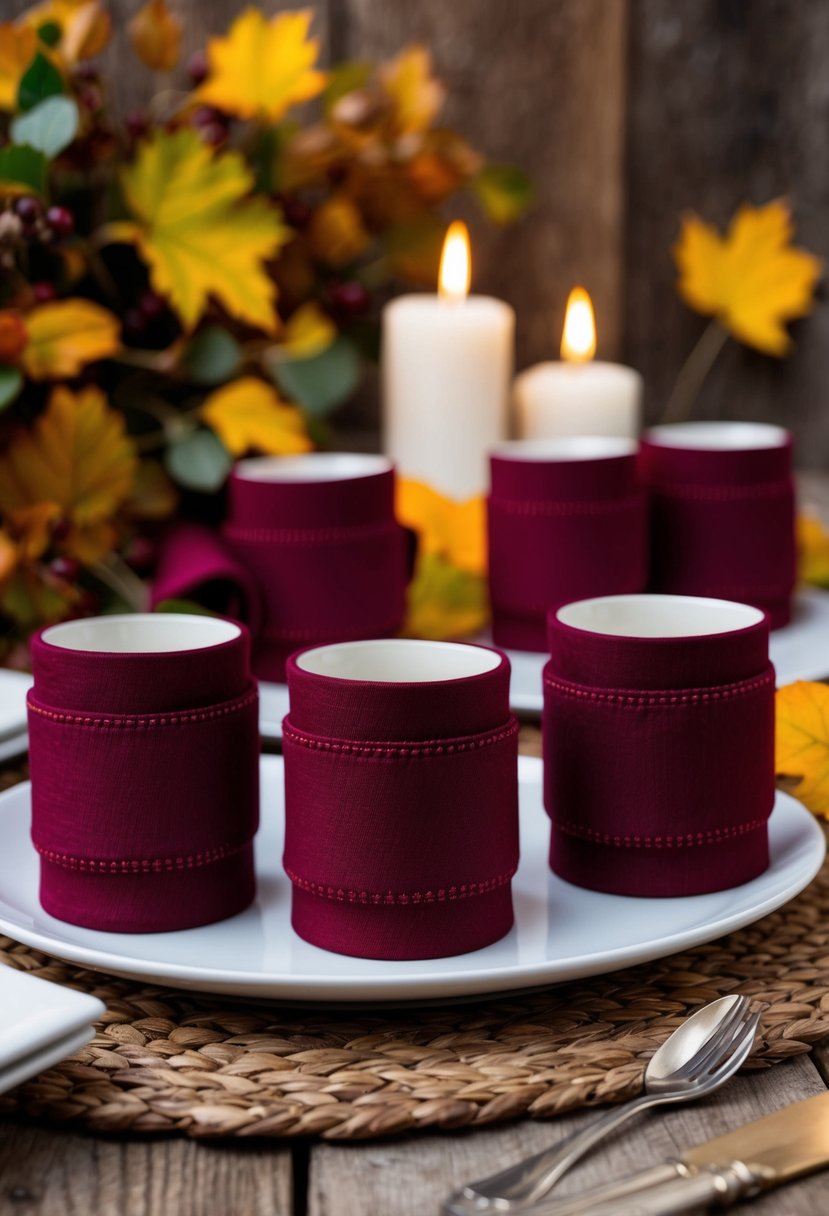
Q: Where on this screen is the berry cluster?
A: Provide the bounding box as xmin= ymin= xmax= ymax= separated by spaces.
xmin=13 ymin=197 xmax=74 ymax=244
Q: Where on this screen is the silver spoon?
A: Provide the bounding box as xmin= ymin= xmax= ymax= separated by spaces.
xmin=443 ymin=994 xmax=760 ymax=1215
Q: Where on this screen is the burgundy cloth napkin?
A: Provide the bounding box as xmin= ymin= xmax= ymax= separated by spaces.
xmin=639 ymin=429 xmax=796 ymax=628
xmin=488 ymin=450 xmax=648 ymax=652
xmin=282 ymin=646 xmax=520 ymax=960
xmin=543 ymin=604 xmax=775 ymax=896
xmin=28 ymin=621 xmax=260 ymax=933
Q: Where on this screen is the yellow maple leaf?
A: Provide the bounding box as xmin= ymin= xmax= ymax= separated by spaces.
xmin=797 ymin=512 xmax=829 ymax=589
xmin=402 ymin=553 xmax=488 ymax=641
xmin=0 ymin=22 xmax=37 ymax=111
xmin=379 ymin=45 xmax=445 ymax=135
xmin=201 ymin=376 xmax=312 ymax=457
xmin=674 ymin=199 xmax=822 ymax=356
xmin=119 ymin=128 xmax=289 ymax=331
xmin=281 ymin=301 xmax=336 ymax=358
xmin=397 ymin=479 xmax=485 ymax=576
xmin=128 ymin=0 xmax=181 ymax=72
xmin=20 ymin=299 xmax=120 ymax=379
xmin=196 ymin=8 xmax=325 ymax=122
xmin=0 ymin=385 xmax=136 ymax=564
xmin=776 ymin=681 xmax=829 ymax=817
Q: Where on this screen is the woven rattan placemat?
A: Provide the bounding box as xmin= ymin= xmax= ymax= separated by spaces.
xmin=2 ymin=819 xmax=829 ymax=1141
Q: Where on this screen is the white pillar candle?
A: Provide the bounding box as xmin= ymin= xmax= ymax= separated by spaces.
xmin=382 ymin=222 xmax=515 ymax=500
xmin=514 ymin=287 xmax=643 ymax=440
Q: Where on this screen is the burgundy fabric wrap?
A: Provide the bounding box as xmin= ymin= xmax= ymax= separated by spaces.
xmin=543 ymin=612 xmax=775 ymax=896
xmin=150 ymin=521 xmax=263 ymax=637
xmin=28 ymin=626 xmax=260 ymax=933
xmin=282 ymin=649 xmax=520 ymax=960
xmin=488 ymin=452 xmax=648 ymax=652
xmin=639 ymin=434 xmax=796 ymax=628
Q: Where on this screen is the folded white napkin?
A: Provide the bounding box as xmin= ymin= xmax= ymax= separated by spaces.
xmin=0 ymin=964 xmax=105 ymax=1095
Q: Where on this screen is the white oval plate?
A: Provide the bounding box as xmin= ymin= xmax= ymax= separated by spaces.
xmin=258 ymin=587 xmax=829 ymax=735
xmin=0 ymin=671 xmax=32 ymax=742
xmin=0 ymin=757 xmax=822 ymax=1003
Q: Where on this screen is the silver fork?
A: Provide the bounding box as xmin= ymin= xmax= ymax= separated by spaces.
xmin=443 ymin=994 xmax=760 ymax=1215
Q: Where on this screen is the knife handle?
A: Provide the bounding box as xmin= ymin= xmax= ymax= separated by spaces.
xmin=575 ymin=1160 xmax=765 ymax=1215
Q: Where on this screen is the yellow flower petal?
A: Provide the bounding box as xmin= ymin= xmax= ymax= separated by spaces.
xmin=120 ymin=128 xmax=289 ymax=331
xmin=128 ymin=0 xmax=181 ymax=72
xmin=776 ymin=681 xmax=829 ymax=817
xmin=201 ymin=376 xmax=312 ymax=457
xmin=396 ymin=479 xmax=485 ymax=575
xmin=196 ymin=8 xmax=326 ymax=122
xmin=674 ymin=199 xmax=822 ymax=357
xmin=20 ymin=299 xmax=120 ymax=380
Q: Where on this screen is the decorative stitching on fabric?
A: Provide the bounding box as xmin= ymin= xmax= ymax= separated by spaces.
xmin=261 ymin=619 xmax=403 ymax=644
xmin=33 ymin=838 xmax=252 ymax=874
xmin=648 ymin=480 xmax=792 ymax=503
xmin=27 ymin=686 xmax=257 ymax=729
xmin=554 ymin=817 xmax=768 ymax=849
xmin=224 ymin=522 xmax=398 ymax=544
xmin=282 ymin=716 xmax=519 ymax=759
xmin=284 ymin=865 xmax=515 ymax=905
xmin=543 ymin=671 xmax=774 ymax=706
xmin=490 ymin=494 xmax=642 ymax=518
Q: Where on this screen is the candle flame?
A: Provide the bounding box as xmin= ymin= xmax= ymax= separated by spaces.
xmin=438 ymin=221 xmax=471 ymax=302
xmin=561 ymin=286 xmax=597 ymax=362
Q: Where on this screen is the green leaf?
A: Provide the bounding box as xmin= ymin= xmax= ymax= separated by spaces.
xmin=154 ymin=598 xmax=218 ymax=617
xmin=323 ymin=61 xmax=372 ymax=112
xmin=180 ymin=326 xmax=242 ymax=386
xmin=17 ymin=51 xmax=64 ymax=113
xmin=37 ymin=21 xmax=62 ymax=49
xmin=0 ymin=145 xmax=48 ymax=195
xmin=0 ymin=366 xmax=23 ymax=412
xmin=11 ymin=97 xmax=79 ymax=159
xmin=265 ymin=335 xmax=360 ymax=417
xmin=473 ymin=165 xmax=534 ymax=225
xmin=164 ymin=429 xmax=232 ymax=492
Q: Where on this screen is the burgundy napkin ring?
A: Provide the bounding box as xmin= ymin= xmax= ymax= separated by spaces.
xmin=543 ymin=594 xmax=775 ymax=897
xmin=283 ymin=640 xmax=520 ymax=960
xmin=639 ymin=422 xmax=796 ymax=629
xmin=28 ymin=615 xmax=260 ymax=933
xmin=488 ymin=438 xmax=648 ymax=653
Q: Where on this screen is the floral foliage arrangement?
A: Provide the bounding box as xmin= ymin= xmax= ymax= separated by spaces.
xmin=0 ymin=2 xmax=530 ymax=659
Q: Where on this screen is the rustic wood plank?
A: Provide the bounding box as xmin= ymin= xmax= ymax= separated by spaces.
xmin=0 ymin=1120 xmax=293 ymax=1216
xmin=624 ymin=1 xmax=829 ymax=461
xmin=308 ymin=1055 xmax=829 ymax=1215
xmin=338 ymin=0 xmax=629 ymax=371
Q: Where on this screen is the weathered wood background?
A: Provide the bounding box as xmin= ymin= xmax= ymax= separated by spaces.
xmin=13 ymin=0 xmax=829 ymax=462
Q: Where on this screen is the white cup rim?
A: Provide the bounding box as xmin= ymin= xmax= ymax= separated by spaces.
xmin=41 ymin=613 xmax=241 ymax=655
xmin=555 ymin=594 xmax=765 ymax=639
xmin=233 ymin=453 xmax=392 ymax=484
xmin=644 ymin=421 xmax=789 ymax=451
xmin=491 ymin=436 xmax=637 ymax=462
xmin=295 ymin=638 xmax=502 ymax=683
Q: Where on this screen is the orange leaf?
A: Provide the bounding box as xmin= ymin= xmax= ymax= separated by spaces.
xmin=776 ymin=681 xmax=829 ymax=817
xmin=20 ymin=299 xmax=120 ymax=380
xmin=0 ymin=22 xmax=37 ymax=111
xmin=129 ymin=0 xmax=181 ymax=72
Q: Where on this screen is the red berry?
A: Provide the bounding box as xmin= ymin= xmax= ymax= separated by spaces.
xmin=139 ymin=291 xmax=166 ymax=320
xmin=77 ymin=84 xmax=103 ymax=113
xmin=192 ymin=105 xmax=223 ymax=129
xmin=124 ymin=308 xmax=148 ymax=339
xmin=51 ymin=519 xmax=72 ymax=544
xmin=327 ymin=280 xmax=371 ymax=316
xmin=125 ymin=109 xmax=149 ymax=141
xmin=13 ymin=196 xmax=41 ymax=227
xmin=125 ymin=535 xmax=156 ymax=572
xmin=187 ymin=50 xmax=209 ymax=86
xmin=281 ymin=196 xmax=312 ymax=229
xmin=199 ymin=122 xmax=227 ymax=147
xmin=73 ymin=63 xmax=98 ymax=83
xmin=32 ymin=281 xmax=57 ymax=303
xmin=49 ymin=556 xmax=80 ymax=582
xmin=45 ymin=206 xmax=74 ymax=240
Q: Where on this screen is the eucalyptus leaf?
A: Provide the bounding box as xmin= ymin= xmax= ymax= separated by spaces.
xmin=11 ymin=97 xmax=79 ymax=159
xmin=0 ymin=366 xmax=23 ymax=412
xmin=164 ymin=429 xmax=232 ymax=492
xmin=266 ymin=335 xmax=361 ymax=417
xmin=473 ymin=165 xmax=534 ymax=225
xmin=0 ymin=145 xmax=48 ymax=195
xmin=180 ymin=326 xmax=242 ymax=385
xmin=17 ymin=51 xmax=64 ymax=113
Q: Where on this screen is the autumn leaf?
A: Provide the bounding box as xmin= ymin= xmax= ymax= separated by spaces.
xmin=118 ymin=128 xmax=289 ymax=331
xmin=196 ymin=8 xmax=325 ymax=122
xmin=397 ymin=479 xmax=486 ymax=575
xmin=0 ymin=384 xmax=137 ymax=564
xmin=20 ymin=299 xmax=120 ymax=379
xmin=402 ymin=553 xmax=488 ymax=641
xmin=0 ymin=528 xmax=18 ymax=584
xmin=775 ymin=681 xmax=829 ymax=817
xmin=128 ymin=0 xmax=181 ymax=72
xmin=24 ymin=0 xmax=111 ymax=63
xmin=307 ymin=194 xmax=370 ymax=268
xmin=201 ymin=376 xmax=312 ymax=457
xmin=0 ymin=23 xmax=37 ymax=111
xmin=674 ymin=199 xmax=822 ymax=356
xmin=281 ymin=301 xmax=336 ymax=358
xmin=0 ymin=311 xmax=28 ymax=362
xmin=797 ymin=512 xmax=829 ymax=589
xmin=379 ymin=45 xmax=445 ymax=135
